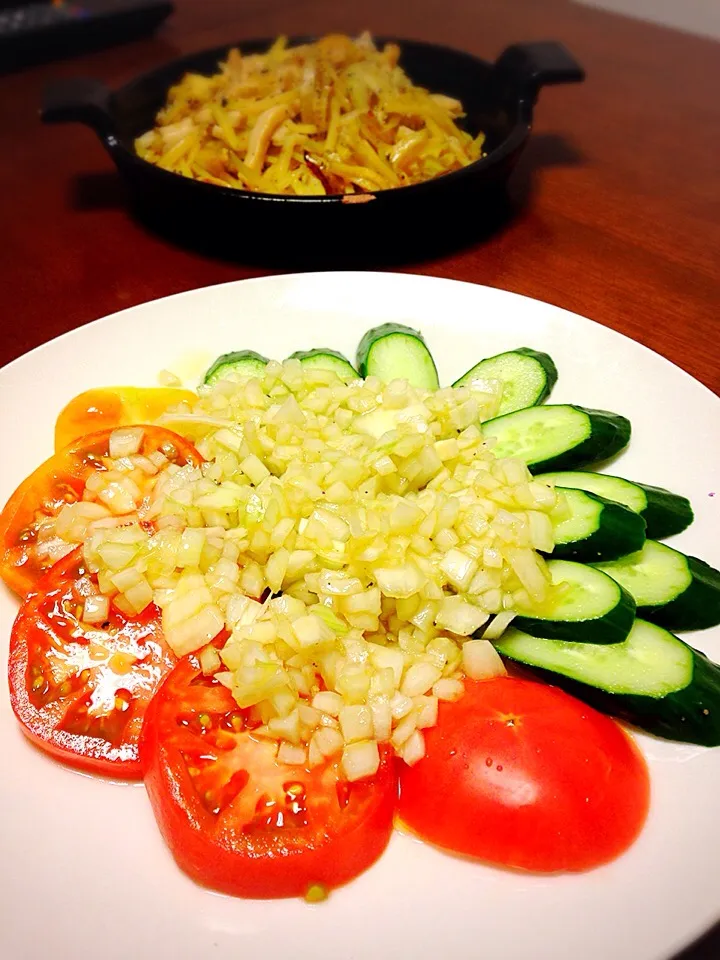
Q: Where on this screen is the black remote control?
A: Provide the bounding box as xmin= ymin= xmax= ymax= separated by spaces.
xmin=0 ymin=1 xmax=174 ymax=73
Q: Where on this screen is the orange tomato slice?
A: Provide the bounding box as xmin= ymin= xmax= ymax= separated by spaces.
xmin=54 ymin=387 xmax=197 ymax=451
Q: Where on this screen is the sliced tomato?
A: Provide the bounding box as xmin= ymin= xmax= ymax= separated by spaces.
xmin=140 ymin=657 xmax=398 ymax=898
xmin=397 ymin=676 xmax=649 ymax=873
xmin=0 ymin=425 xmax=202 ymax=598
xmin=8 ymin=547 xmax=176 ymax=778
xmin=54 ymin=387 xmax=197 ymax=452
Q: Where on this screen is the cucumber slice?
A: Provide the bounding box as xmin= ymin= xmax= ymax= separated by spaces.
xmin=498 ymin=619 xmax=692 ymax=697
xmin=593 ymin=540 xmax=720 ymax=631
xmin=642 ymin=484 xmax=695 ymax=540
xmin=495 ymin=620 xmax=720 ymax=746
xmin=204 ymin=350 xmax=268 ymax=385
xmin=482 ymin=405 xmax=631 ymax=473
xmin=536 ymin=470 xmax=693 ymax=539
xmin=356 ymin=323 xmax=439 ymax=389
xmin=288 ymin=348 xmax=359 ymax=380
xmin=512 ymin=558 xmax=636 ymax=644
xmin=551 ymin=488 xmax=647 ymax=562
xmin=452 ymin=348 xmax=558 ymax=415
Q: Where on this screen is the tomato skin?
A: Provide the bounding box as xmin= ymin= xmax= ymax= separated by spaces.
xmin=0 ymin=425 xmax=202 ymax=598
xmin=398 ymin=677 xmax=649 ymax=873
xmin=8 ymin=548 xmax=175 ymax=779
xmin=141 ymin=658 xmax=398 ymax=898
xmin=54 ymin=387 xmax=197 ymax=452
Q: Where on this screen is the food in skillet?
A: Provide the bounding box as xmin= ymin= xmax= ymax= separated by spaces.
xmin=134 ymin=33 xmax=486 ymax=195
xmin=4 ymin=324 xmax=720 ymax=899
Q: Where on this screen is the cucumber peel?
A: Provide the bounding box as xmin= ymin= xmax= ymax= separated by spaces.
xmin=356 ymin=323 xmax=439 ymax=389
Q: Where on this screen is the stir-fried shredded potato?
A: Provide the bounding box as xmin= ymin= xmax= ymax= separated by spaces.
xmin=135 ymin=33 xmax=486 ymax=196
xmin=47 ymin=363 xmax=564 ymax=779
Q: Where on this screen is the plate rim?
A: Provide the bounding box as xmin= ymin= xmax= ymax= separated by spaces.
xmin=2 ymin=271 xmax=719 ymax=960
xmin=1 ymin=272 xmax=718 ymax=410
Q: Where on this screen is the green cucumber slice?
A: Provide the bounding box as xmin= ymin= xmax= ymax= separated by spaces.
xmin=452 ymin=348 xmax=558 ymax=416
xmin=497 ymin=619 xmax=692 ymax=697
xmin=204 ymin=350 xmax=268 ymax=385
xmin=642 ymin=484 xmax=695 ymax=540
xmin=593 ymin=540 xmax=720 ymax=631
xmin=288 ymin=348 xmax=359 ymax=380
xmin=356 ymin=323 xmax=439 ymax=389
xmin=482 ymin=405 xmax=631 ymax=473
xmin=495 ymin=620 xmax=720 ymax=747
xmin=536 ymin=470 xmax=693 ymax=539
xmin=551 ymin=488 xmax=647 ymax=562
xmin=512 ymin=558 xmax=636 ymax=644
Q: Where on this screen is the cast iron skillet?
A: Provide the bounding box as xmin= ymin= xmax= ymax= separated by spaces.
xmin=42 ymin=37 xmax=584 ymax=258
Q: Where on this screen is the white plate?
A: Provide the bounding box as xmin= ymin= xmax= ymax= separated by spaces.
xmin=2 ymin=272 xmax=719 ymax=960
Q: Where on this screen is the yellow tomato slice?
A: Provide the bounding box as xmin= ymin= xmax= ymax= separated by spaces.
xmin=54 ymin=387 xmax=197 ymax=451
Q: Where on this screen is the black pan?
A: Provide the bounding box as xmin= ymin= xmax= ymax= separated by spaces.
xmin=42 ymin=37 xmax=584 ymax=261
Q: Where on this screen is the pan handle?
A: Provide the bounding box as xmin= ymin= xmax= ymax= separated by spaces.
xmin=493 ymin=42 xmax=585 ymax=101
xmin=41 ymin=78 xmax=114 ymax=136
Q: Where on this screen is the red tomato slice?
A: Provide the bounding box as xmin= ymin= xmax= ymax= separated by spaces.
xmin=54 ymin=387 xmax=197 ymax=452
xmin=8 ymin=548 xmax=176 ymax=779
xmin=397 ymin=677 xmax=649 ymax=873
xmin=0 ymin=425 xmax=202 ymax=598
xmin=140 ymin=657 xmax=398 ymax=898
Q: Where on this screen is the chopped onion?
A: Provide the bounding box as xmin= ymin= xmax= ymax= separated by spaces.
xmin=375 ymin=564 xmax=426 ymax=599
xmin=82 ymin=594 xmax=110 ymax=625
xmin=109 ymin=427 xmax=145 ymax=459
xmin=414 ymin=695 xmax=438 ymax=729
xmin=341 ymin=740 xmax=380 ymax=781
xmin=369 ymin=700 xmax=392 ymax=741
xmin=401 ymin=729 xmax=426 ymax=766
xmin=462 ymin=639 xmax=507 ymax=680
xmin=433 ymin=678 xmax=465 ymax=702
xmin=400 ymin=662 xmax=442 ymax=698
xmin=439 ymin=548 xmax=478 ymax=591
xmin=339 ymin=704 xmax=374 ymax=743
xmin=164 ymin=604 xmax=225 ymax=657
xmin=391 ymin=712 xmax=417 ymax=748
xmin=312 ymin=691 xmax=343 ymax=716
xmin=51 ymin=361 xmax=561 ymax=768
xmin=435 ymin=596 xmax=489 ymax=636
xmin=199 ymin=645 xmax=222 ymax=675
xmin=483 ymin=610 xmax=517 ymax=641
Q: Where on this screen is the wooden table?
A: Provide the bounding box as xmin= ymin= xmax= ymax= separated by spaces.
xmin=1 ymin=1 xmax=719 ymax=956
xmin=2 ymin=0 xmax=719 ymax=395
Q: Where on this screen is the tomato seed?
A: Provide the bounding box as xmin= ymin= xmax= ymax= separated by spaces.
xmin=304 ymin=884 xmax=328 ymax=904
xmin=114 ymin=689 xmax=132 ymax=712
xmin=335 ymin=780 xmax=352 ymax=809
xmin=284 ymin=782 xmax=306 ymax=800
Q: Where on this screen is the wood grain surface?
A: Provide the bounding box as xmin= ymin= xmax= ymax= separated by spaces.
xmin=0 ymin=1 xmax=719 ymax=957
xmin=1 ymin=0 xmax=719 ymax=395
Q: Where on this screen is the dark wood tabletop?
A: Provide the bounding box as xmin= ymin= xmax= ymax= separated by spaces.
xmin=2 ymin=0 xmax=719 ymax=395
xmin=1 ymin=0 xmax=719 ymax=956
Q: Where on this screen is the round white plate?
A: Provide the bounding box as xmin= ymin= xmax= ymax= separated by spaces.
xmin=2 ymin=272 xmax=719 ymax=960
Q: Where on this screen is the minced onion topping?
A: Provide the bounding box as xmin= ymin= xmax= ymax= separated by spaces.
xmin=51 ymin=360 xmax=565 ymax=779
